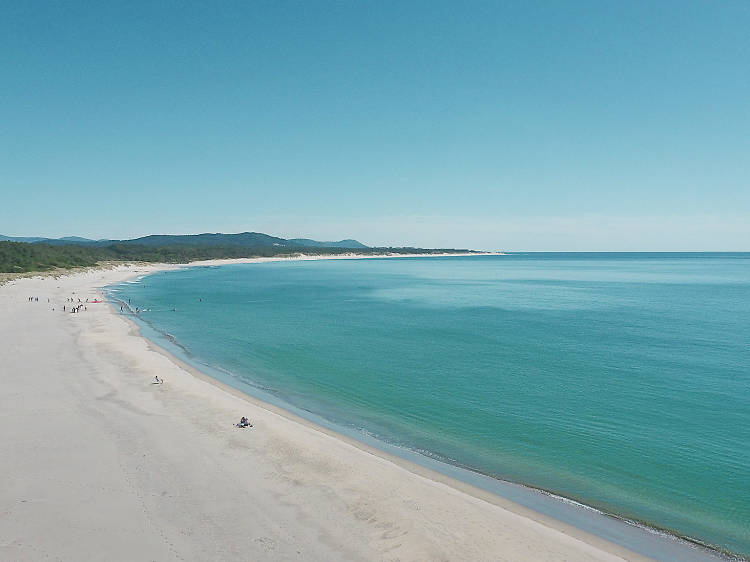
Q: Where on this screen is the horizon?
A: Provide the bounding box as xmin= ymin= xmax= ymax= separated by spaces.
xmin=3 ymin=230 xmax=750 ymax=253
xmin=2 ymin=2 xmax=749 ymax=251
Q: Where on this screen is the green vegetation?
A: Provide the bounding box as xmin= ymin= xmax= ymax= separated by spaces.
xmin=0 ymin=241 xmax=474 ymax=274
xmin=0 ymin=241 xmax=102 ymax=272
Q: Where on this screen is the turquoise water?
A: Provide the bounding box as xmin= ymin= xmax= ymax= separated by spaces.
xmin=111 ymin=254 xmax=750 ymax=557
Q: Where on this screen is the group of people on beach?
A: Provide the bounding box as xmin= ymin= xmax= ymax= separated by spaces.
xmin=61 ymin=296 xmax=89 ymax=313
xmin=23 ymin=290 xmax=256 ymax=432
xmin=27 ymin=294 xmax=88 ymax=313
xmin=37 ymin=292 xmax=253 ymax=431
xmin=236 ymin=416 xmax=252 ymax=428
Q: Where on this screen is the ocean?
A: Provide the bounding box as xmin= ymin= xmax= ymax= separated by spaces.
xmin=108 ymin=253 xmax=750 ymax=558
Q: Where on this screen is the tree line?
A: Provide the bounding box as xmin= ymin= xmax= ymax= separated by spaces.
xmin=0 ymin=241 xmax=472 ymax=273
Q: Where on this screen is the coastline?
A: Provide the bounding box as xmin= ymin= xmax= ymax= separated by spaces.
xmin=116 ymin=257 xmax=736 ymax=561
xmin=0 ymin=257 xmax=728 ymax=561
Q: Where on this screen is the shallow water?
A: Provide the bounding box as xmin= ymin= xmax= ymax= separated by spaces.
xmin=110 ymin=254 xmax=750 ymax=557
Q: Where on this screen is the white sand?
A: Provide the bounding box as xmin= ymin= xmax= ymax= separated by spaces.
xmin=0 ymin=261 xmax=648 ymax=561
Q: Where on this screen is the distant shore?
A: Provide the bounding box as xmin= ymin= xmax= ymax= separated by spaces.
xmin=0 ymin=250 xmax=502 ymax=287
xmin=0 ymin=256 xmax=720 ymax=561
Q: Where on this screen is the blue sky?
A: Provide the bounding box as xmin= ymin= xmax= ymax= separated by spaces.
xmin=2 ymin=1 xmax=748 ymax=250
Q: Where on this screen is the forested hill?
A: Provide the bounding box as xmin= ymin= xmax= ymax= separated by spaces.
xmin=287 ymin=238 xmax=368 ymax=249
xmin=0 ymin=240 xmax=475 ymax=274
xmin=115 ymin=232 xmax=288 ymax=247
xmin=0 ymin=232 xmax=368 ymax=249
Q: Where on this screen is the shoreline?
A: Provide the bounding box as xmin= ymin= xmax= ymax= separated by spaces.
xmin=112 ymin=257 xmax=733 ymax=562
xmin=0 ymin=257 xmax=731 ymax=561
xmin=0 ymin=251 xmax=502 ymax=288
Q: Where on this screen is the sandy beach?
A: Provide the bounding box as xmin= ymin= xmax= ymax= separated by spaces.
xmin=1 ymin=259 xmax=648 ymax=561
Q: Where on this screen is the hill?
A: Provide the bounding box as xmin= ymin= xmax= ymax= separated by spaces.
xmin=0 ymin=235 xmax=50 ymax=243
xmin=287 ymin=238 xmax=368 ymax=249
xmin=1 ymin=232 xmax=369 ymax=249
xmin=112 ymin=232 xmax=289 ymax=247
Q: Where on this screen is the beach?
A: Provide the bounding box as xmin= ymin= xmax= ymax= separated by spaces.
xmin=1 ymin=261 xmax=656 ymax=561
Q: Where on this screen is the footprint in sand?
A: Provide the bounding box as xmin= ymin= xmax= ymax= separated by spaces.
xmin=253 ymin=536 xmax=277 ymax=552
